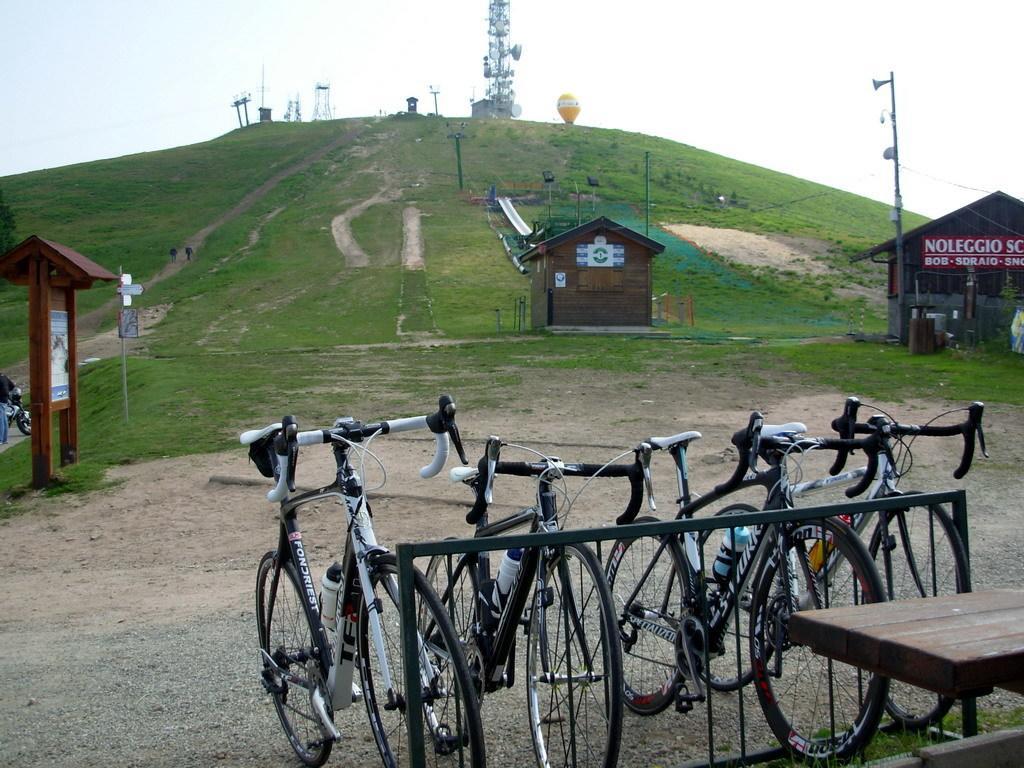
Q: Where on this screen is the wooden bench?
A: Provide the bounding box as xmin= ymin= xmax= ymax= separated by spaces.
xmin=789 ymin=589 xmax=1024 ymax=700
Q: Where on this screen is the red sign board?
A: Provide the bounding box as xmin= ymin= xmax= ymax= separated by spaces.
xmin=921 ymin=236 xmax=1024 ymax=269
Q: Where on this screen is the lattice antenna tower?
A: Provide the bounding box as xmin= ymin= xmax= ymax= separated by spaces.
xmin=284 ymin=94 xmax=303 ymax=122
xmin=312 ymin=82 xmax=333 ymax=121
xmin=480 ymin=0 xmax=522 ymax=118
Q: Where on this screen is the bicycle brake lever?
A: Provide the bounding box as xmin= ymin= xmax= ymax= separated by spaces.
xmin=484 ymin=435 xmax=501 ymax=504
xmin=639 ymin=442 xmax=656 ymax=513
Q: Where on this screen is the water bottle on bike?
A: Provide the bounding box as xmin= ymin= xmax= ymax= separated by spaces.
xmin=712 ymin=526 xmax=750 ymax=584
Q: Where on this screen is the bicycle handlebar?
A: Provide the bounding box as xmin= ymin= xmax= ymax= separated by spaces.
xmin=241 ymin=394 xmax=467 ymax=503
xmin=828 ymin=396 xmax=861 ymax=475
xmin=463 ymin=438 xmax=647 ymax=526
xmin=760 ymin=430 xmax=884 ymax=498
xmin=712 ymin=411 xmax=764 ymax=497
xmin=830 ymin=398 xmax=986 ymax=481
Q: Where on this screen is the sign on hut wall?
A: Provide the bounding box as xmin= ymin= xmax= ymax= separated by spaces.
xmin=576 ymin=235 xmax=624 ymax=268
xmin=922 ymin=236 xmax=1024 ymax=269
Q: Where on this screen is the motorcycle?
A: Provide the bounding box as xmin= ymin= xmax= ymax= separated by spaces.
xmin=6 ymin=387 xmax=31 ymax=436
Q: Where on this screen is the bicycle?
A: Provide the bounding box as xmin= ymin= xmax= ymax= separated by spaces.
xmin=424 ymin=435 xmax=641 ymax=768
xmin=607 ymin=412 xmax=892 ymax=763
xmin=241 ymin=395 xmax=485 ymax=768
xmin=801 ymin=397 xmax=986 ymax=729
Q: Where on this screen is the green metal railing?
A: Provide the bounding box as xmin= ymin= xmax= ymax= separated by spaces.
xmin=397 ymin=490 xmax=969 ymax=768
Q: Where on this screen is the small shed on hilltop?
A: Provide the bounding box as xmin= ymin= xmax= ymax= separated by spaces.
xmin=520 ymin=217 xmax=664 ymax=329
xmin=858 ymin=191 xmax=1024 ymax=344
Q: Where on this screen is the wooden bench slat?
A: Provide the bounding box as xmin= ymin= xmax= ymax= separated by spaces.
xmin=787 ymin=590 xmax=1024 ymax=697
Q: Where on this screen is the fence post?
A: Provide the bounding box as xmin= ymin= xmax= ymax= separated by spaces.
xmin=396 ymin=543 xmax=426 ymax=768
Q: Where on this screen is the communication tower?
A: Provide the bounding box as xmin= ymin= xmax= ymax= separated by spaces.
xmin=312 ymin=82 xmax=333 ymax=121
xmin=472 ymin=0 xmax=522 ymax=119
xmin=284 ymin=94 xmax=303 ymax=122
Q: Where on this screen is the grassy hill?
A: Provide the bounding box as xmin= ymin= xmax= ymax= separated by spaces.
xmin=1 ymin=114 xmax=924 ymax=361
xmin=12 ymin=114 xmax=1009 ymax=496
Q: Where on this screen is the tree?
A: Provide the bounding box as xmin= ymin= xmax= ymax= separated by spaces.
xmin=0 ymin=188 xmax=15 ymax=254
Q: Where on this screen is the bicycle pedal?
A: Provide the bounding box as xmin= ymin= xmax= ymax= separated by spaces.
xmin=674 ymin=687 xmax=704 ymax=713
xmin=351 ymin=683 xmax=363 ymax=703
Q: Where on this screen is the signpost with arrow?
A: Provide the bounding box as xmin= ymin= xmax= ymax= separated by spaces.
xmin=117 ymin=272 xmax=144 ymax=422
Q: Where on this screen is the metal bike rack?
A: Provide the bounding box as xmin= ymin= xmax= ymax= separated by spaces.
xmin=397 ymin=490 xmax=970 ymax=768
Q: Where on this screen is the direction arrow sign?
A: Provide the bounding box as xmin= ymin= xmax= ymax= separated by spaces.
xmin=118 ymin=284 xmax=145 ymax=296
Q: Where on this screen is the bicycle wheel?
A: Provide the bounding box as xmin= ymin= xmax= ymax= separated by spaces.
xmin=358 ymin=553 xmax=485 ymax=768
xmin=528 ymin=542 xmax=623 ymax=768
xmin=605 ymin=516 xmax=685 ymax=715
xmin=699 ymin=503 xmax=760 ymax=692
xmin=256 ymin=550 xmax=335 ymax=767
xmin=423 ymin=552 xmax=483 ymax=694
xmin=869 ymin=495 xmax=969 ymax=730
xmin=750 ymin=519 xmax=889 ymax=763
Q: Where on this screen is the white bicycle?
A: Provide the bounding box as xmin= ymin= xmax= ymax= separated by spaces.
xmin=242 ymin=395 xmax=485 ymax=768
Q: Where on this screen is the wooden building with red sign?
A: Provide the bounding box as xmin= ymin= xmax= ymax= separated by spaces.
xmin=858 ymin=191 xmax=1024 ymax=344
xmin=519 ymin=217 xmax=664 ymax=329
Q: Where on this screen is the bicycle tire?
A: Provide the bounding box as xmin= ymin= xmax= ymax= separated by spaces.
xmin=750 ymin=519 xmax=889 ymax=763
xmin=868 ymin=494 xmax=969 ymax=730
xmin=605 ymin=516 xmax=686 ymax=715
xmin=358 ymin=553 xmax=485 ymax=768
xmin=423 ymin=552 xmax=483 ymax=695
xmin=256 ymin=550 xmax=335 ymax=767
xmin=527 ymin=542 xmax=623 ymax=768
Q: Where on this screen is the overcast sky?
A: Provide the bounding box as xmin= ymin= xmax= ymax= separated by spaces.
xmin=2 ymin=0 xmax=1020 ymax=219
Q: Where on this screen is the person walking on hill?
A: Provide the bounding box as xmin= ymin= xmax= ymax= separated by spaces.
xmin=0 ymin=372 xmax=13 ymax=445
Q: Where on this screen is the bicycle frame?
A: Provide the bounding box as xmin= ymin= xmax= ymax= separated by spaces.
xmin=463 ymin=484 xmax=563 ymax=691
xmin=267 ymin=439 xmax=416 ymax=717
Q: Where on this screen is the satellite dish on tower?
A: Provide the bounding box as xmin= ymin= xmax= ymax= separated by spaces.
xmin=511 ymin=104 xmax=523 ymax=118
xmin=511 ymin=44 xmax=522 ymax=61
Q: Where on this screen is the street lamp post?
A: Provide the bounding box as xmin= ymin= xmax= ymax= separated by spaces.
xmin=446 ymin=122 xmax=466 ymax=190
xmin=429 ymin=85 xmax=440 ymax=116
xmin=542 ymin=171 xmax=555 ymax=223
xmin=874 ymin=71 xmax=905 ymax=342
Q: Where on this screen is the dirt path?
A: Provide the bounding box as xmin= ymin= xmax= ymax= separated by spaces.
xmin=1 ymin=370 xmax=1021 ymax=766
xmin=330 ymin=181 xmax=401 ymax=267
xmin=75 ymin=124 xmax=365 ymax=336
xmin=401 ymin=206 xmax=425 ymax=269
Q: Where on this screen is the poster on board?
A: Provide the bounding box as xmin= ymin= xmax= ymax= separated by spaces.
xmin=51 ymin=310 xmax=70 ymax=401
xmin=1012 ymin=306 xmax=1024 ymax=355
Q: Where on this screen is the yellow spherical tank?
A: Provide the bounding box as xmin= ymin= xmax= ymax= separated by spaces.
xmin=557 ymin=93 xmax=581 ymax=124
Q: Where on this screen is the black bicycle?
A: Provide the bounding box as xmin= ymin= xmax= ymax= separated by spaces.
xmin=607 ymin=413 xmax=892 ymax=762
xmin=242 ymin=395 xmax=485 ymax=768
xmin=424 ymin=436 xmax=641 ymax=768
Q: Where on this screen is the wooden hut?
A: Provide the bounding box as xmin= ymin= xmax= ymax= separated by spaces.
xmin=858 ymin=191 xmax=1024 ymax=344
xmin=519 ymin=217 xmax=663 ymax=329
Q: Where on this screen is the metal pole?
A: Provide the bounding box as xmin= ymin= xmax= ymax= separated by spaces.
xmin=890 ymin=74 xmax=905 ymax=343
xmin=118 ymin=267 xmax=129 ymax=423
xmin=645 ymin=151 xmax=651 ymax=236
xmin=574 ymin=182 xmax=580 ymax=225
xmin=495 ymin=308 xmax=501 ymax=333
xmin=454 ymin=134 xmax=464 ymax=190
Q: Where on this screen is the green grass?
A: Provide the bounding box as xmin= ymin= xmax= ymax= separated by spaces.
xmin=1 ymin=336 xmax=1018 ymax=499
xmin=5 ymin=113 xmax=1013 ymax=500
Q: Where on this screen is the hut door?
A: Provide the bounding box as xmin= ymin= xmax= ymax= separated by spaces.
xmin=547 ymin=288 xmax=554 ymax=325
